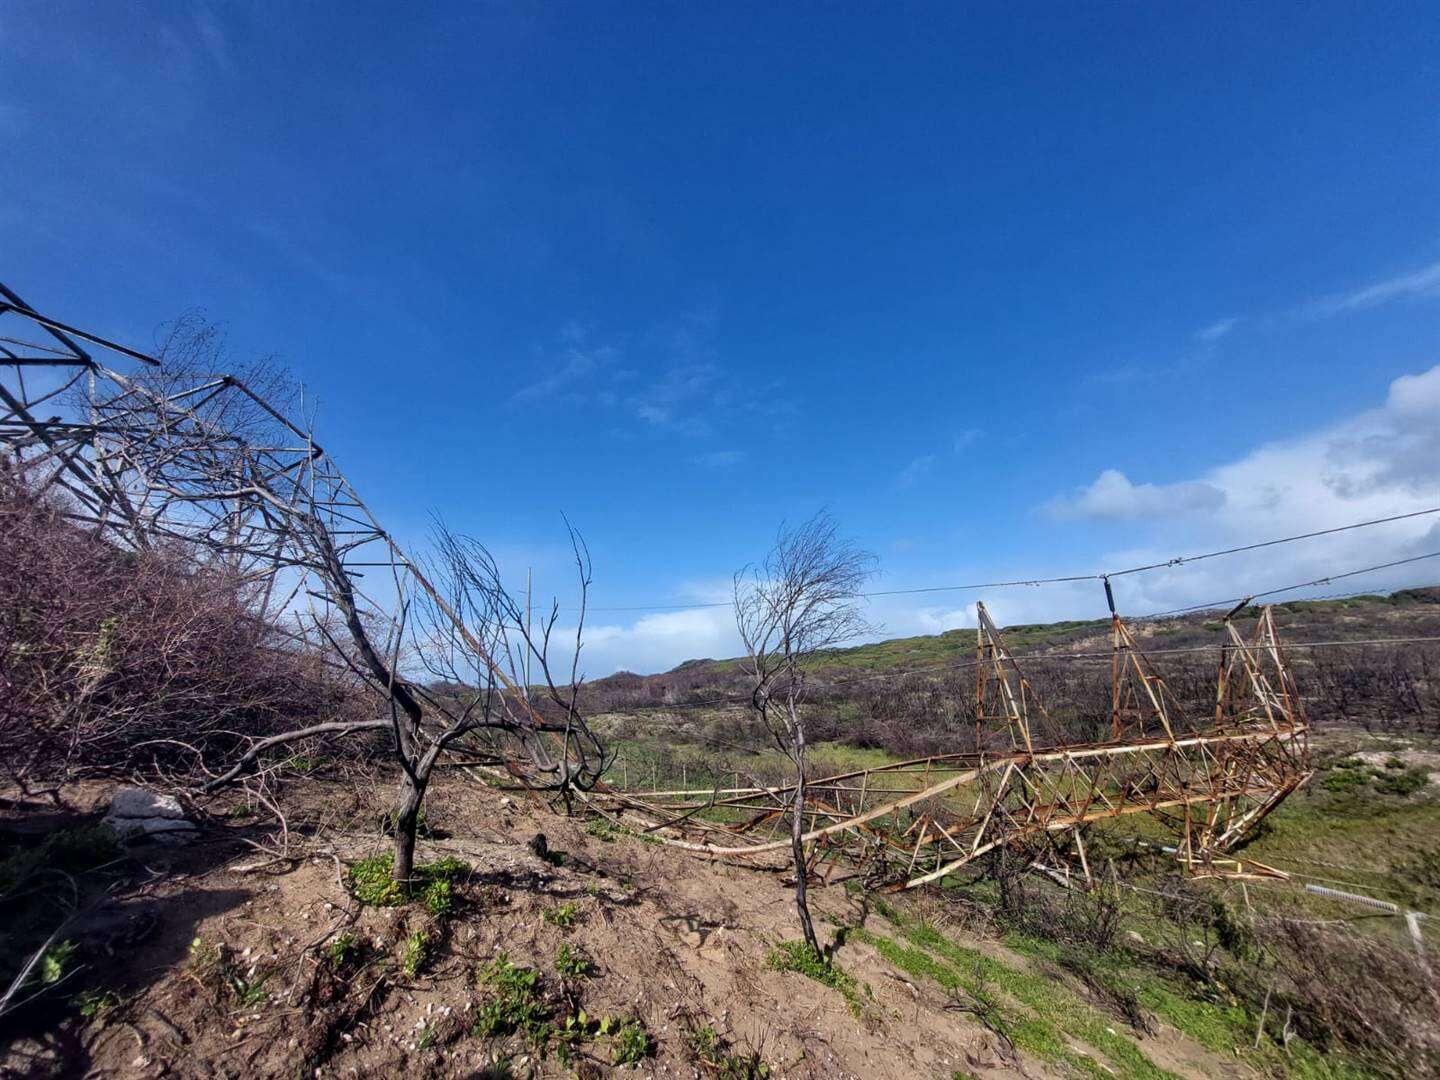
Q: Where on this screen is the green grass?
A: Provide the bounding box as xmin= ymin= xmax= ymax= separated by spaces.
xmin=997 ymin=919 xmax=1369 ymax=1080
xmin=855 ymin=926 xmax=1125 ymax=1077
xmin=856 ymin=905 xmax=1175 ymax=1080
xmin=1231 ymin=760 xmax=1440 ymax=913
xmin=1135 ymin=980 xmax=1368 ymax=1080
xmin=765 ymin=940 xmax=867 ymax=1016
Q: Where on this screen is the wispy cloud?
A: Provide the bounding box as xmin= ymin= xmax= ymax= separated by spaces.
xmin=896 ymin=454 xmax=936 ymax=490
xmin=628 ymin=361 xmax=718 ymax=436
xmin=693 ymin=449 xmax=745 ymax=468
xmin=510 ymin=341 xmax=619 ymax=404
xmin=1305 ymin=259 xmax=1440 ymax=319
xmin=1197 ymin=316 xmax=1239 ymax=342
xmin=510 ymin=309 xmax=781 ymax=440
xmin=896 ymin=431 xmax=983 ymax=489
xmin=239 ymin=219 xmax=353 ymax=292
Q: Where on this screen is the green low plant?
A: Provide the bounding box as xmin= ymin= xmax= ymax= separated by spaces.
xmin=551 ymin=1008 xmax=601 ymax=1064
xmin=347 ymin=852 xmax=471 ymax=908
xmin=401 ymin=930 xmax=430 ymax=979
xmin=350 ymin=853 xmax=406 ymax=906
xmin=473 ymin=953 xmax=551 ymax=1045
xmin=543 ymin=901 xmax=580 ymax=930
xmin=37 ymin=939 xmax=76 ymax=986
xmin=75 ymin=988 xmax=121 ymax=1020
xmin=688 ymin=1023 xmax=769 ymax=1078
xmin=554 ymin=942 xmax=594 ymax=979
xmin=609 ymin=1018 xmax=653 ymax=1066
xmin=584 ymin=819 xmax=618 ymax=842
xmin=423 ymin=879 xmax=453 ymax=917
xmin=326 ymin=931 xmax=359 ymax=968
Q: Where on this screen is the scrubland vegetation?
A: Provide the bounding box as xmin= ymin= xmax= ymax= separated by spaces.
xmin=3 ymin=469 xmax=1439 ymax=1076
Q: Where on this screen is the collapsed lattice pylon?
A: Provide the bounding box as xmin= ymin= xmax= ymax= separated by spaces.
xmin=587 ymin=601 xmax=1311 ymax=887
xmin=1 ymin=283 xmax=1314 ymax=884
xmin=0 ymin=282 xmax=603 ymax=789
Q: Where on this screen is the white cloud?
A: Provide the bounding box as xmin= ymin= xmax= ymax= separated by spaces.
xmin=511 ymin=343 xmax=618 ymax=404
xmin=895 ymin=454 xmax=936 ymax=490
xmin=1046 ymin=470 xmax=1226 ymax=521
xmin=693 ymin=449 xmax=745 ymax=468
xmin=953 ymin=429 xmax=982 ymax=452
xmin=628 ymin=362 xmax=719 ymax=436
xmin=579 ymin=607 xmax=740 ymax=676
xmin=570 ymin=364 xmax=1440 ymax=675
xmin=1055 ymin=365 xmax=1440 ymax=529
xmin=1029 ymin=362 xmax=1440 ymax=620
xmin=1306 ymin=259 xmax=1440 ymax=318
xmin=1197 ymin=317 xmax=1239 ymax=342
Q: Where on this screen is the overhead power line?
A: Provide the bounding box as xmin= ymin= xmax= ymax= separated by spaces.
xmin=583 ymin=505 xmax=1440 ymax=614
xmin=1139 ymin=550 xmax=1440 ymax=618
xmin=594 ymin=545 xmax=1440 ymax=712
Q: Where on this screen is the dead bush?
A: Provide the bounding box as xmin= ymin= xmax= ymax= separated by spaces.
xmin=1264 ymin=918 xmax=1440 ymax=1079
xmin=0 ymin=476 xmax=363 ymax=783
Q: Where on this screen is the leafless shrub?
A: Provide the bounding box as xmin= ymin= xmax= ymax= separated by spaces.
xmin=733 ymin=511 xmax=875 ymax=955
xmin=0 ymin=475 xmax=360 ymax=784
xmin=1263 ymin=918 xmax=1440 ymax=1078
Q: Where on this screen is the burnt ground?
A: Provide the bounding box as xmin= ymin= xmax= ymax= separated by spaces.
xmin=1 ymin=774 xmax=1252 ymax=1079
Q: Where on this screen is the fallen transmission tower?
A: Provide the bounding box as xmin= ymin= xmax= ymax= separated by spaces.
xmin=585 ymin=601 xmax=1312 ymax=888
xmin=0 ymin=282 xmax=603 ymax=790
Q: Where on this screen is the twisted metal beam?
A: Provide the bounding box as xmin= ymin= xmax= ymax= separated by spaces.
xmin=588 ymin=603 xmax=1311 ymax=887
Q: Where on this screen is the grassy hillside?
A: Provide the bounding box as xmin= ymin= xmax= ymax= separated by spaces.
xmin=645 ymin=585 xmax=1440 ymax=680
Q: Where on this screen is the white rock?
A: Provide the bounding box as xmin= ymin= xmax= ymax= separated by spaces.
xmin=103 ymin=787 xmax=197 ymax=845
xmin=109 ymin=787 xmax=186 ymax=819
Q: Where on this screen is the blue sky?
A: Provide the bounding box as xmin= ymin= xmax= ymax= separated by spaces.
xmin=5 ymin=2 xmax=1439 ymax=674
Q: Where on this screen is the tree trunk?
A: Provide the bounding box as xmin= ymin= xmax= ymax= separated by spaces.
xmin=391 ymin=770 xmax=426 ymax=883
xmin=790 ymin=724 xmax=820 ymax=957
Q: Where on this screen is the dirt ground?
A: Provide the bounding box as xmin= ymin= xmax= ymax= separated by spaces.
xmin=1 ymin=774 xmax=1249 ymax=1079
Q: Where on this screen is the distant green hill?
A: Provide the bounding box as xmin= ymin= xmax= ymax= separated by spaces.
xmin=655 ymin=585 xmax=1440 ymax=679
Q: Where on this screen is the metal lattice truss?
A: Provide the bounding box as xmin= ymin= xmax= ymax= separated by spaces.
xmin=1 ymin=282 xmax=371 ymax=602
xmin=0 ymin=283 xmax=598 ymax=786
xmin=587 ymin=603 xmax=1311 ymax=888
xmin=2 ymin=283 xmax=1310 ymax=880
